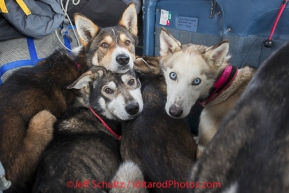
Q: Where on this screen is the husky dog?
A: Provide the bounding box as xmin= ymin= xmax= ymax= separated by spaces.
xmin=159 ymin=27 xmax=255 ymax=158
xmin=73 ymin=3 xmax=138 ymax=73
xmin=33 ymin=66 xmax=146 ymax=193
xmin=121 ymin=56 xmax=197 ymax=193
xmin=188 ymin=39 xmax=289 ymax=193
xmin=0 ymin=49 xmax=88 ymax=193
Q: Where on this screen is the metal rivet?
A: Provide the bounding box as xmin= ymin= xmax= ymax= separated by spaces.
xmin=227 ymin=28 xmax=231 ymax=32
xmin=217 ymin=11 xmax=221 ymax=15
xmin=156 ymin=8 xmax=160 ymax=12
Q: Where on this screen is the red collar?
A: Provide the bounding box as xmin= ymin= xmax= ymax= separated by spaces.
xmin=200 ymin=65 xmax=238 ymax=107
xmin=75 ymin=63 xmax=81 ymax=69
xmin=89 ymin=107 xmax=121 ymax=140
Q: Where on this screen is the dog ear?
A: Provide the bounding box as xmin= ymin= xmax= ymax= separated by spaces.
xmin=66 ymin=66 xmax=107 ymax=103
xmin=74 ymin=14 xmax=100 ymax=46
xmin=134 ymin=56 xmax=162 ymax=75
xmin=90 ymin=66 xmax=107 ymax=78
xmin=204 ymin=40 xmax=229 ymax=67
xmin=119 ymin=3 xmax=138 ymax=36
xmin=134 ymin=57 xmax=153 ymax=74
xmin=159 ymin=27 xmax=181 ymax=56
xmin=67 ymin=66 xmax=107 ymax=90
xmin=66 ymin=70 xmax=94 ymax=90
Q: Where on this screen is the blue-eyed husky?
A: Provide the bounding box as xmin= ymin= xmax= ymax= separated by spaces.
xmin=159 ymin=27 xmax=255 ymax=158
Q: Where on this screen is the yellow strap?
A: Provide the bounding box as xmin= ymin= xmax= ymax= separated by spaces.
xmin=0 ymin=0 xmax=8 ymax=13
xmin=16 ymin=0 xmax=31 ymax=15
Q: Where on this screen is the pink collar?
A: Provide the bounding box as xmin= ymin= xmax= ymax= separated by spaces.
xmin=200 ymin=65 xmax=238 ymax=107
xmin=89 ymin=107 xmax=121 ymax=140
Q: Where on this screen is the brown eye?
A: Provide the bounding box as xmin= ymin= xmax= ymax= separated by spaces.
xmin=101 ymin=42 xmax=109 ymax=48
xmin=104 ymin=87 xmax=113 ymax=94
xmin=125 ymin=40 xmax=131 ymax=46
xmin=128 ymin=79 xmax=135 ymax=86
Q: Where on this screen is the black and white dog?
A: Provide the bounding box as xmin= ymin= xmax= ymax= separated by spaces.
xmin=33 ymin=66 xmax=147 ymax=193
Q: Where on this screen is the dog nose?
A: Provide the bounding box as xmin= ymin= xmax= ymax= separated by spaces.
xmin=125 ymin=101 xmax=139 ymax=115
xmin=116 ymin=54 xmax=130 ymax=65
xmin=169 ymin=105 xmax=183 ymax=118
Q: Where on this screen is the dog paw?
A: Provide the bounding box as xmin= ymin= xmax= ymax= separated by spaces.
xmin=27 ymin=110 xmax=57 ymax=147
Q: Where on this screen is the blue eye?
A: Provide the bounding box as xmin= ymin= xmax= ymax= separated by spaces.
xmin=192 ymin=78 xmax=201 ymax=85
xmin=169 ymin=72 xmax=177 ymax=80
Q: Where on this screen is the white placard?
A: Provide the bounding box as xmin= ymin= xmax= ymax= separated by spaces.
xmin=160 ymin=9 xmax=169 ymax=25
